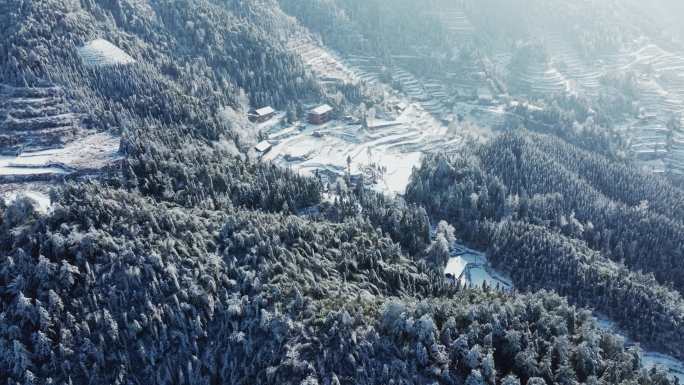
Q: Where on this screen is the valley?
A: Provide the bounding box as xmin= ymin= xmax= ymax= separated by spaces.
xmin=442 ymin=236 xmax=684 ymax=381
xmin=596 ymin=317 xmax=684 ymax=383
xmin=271 ymin=3 xmax=684 ymax=195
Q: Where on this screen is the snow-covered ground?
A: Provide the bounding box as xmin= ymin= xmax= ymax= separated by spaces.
xmin=595 ymin=316 xmax=684 ymax=383
xmin=0 ymin=162 xmax=67 ymax=176
xmin=2 ymin=189 xmax=52 ymax=213
xmin=268 ymin=38 xmax=504 ymax=195
xmin=444 ymin=243 xmax=513 ymax=291
xmin=0 ymin=132 xmax=120 ymax=177
xmin=78 ymin=39 xmax=135 ymax=67
xmin=263 ymin=102 xmax=460 ymax=195
xmin=522 ymin=34 xmax=684 ymax=177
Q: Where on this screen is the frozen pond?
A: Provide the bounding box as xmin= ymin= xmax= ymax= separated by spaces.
xmin=444 ymin=244 xmax=512 ymax=291
xmin=596 ymin=316 xmax=684 ymax=382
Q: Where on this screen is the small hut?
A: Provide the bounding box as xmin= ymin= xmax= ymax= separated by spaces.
xmin=249 ymin=106 xmax=276 ymax=123
xmin=308 ymin=104 xmax=333 ymax=125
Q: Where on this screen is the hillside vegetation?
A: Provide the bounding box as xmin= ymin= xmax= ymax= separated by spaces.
xmin=1 ymin=1 xmax=683 ymax=384
xmin=406 ymin=131 xmax=684 ymax=360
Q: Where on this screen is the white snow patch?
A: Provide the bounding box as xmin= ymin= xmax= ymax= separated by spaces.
xmin=3 ymin=190 xmax=51 ymax=213
xmin=0 ymin=132 xmax=120 ymax=177
xmin=444 ymin=244 xmax=512 ymax=291
xmin=78 ymin=39 xmax=135 ymax=66
xmin=444 ymin=253 xmax=481 ymax=278
xmin=264 ymin=100 xmax=456 ymax=196
xmin=0 ymin=158 xmax=68 ymax=176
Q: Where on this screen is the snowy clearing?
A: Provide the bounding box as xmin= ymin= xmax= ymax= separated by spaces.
xmin=78 ymin=39 xmax=135 ymax=66
xmin=263 ymin=102 xmax=459 ymax=195
xmin=444 ymin=244 xmax=512 ymax=291
xmin=276 ymin=37 xmax=504 ymax=195
xmin=2 ymin=190 xmax=51 ymax=213
xmin=0 ymin=132 xmax=120 ymax=178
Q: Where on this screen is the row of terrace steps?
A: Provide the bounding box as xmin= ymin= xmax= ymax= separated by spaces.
xmin=0 ymin=85 xmax=81 ymax=152
xmin=544 ymin=34 xmax=602 ymax=97
xmin=629 ymin=47 xmax=684 ymax=169
xmin=345 ymin=55 xmax=383 ymax=86
xmin=666 ymin=122 xmax=684 ymax=175
xmin=422 ymin=3 xmax=474 ymax=46
xmin=289 ymin=40 xmax=358 ymax=85
xmin=391 ymin=68 xmax=449 ymax=119
xmin=513 ymin=62 xmax=569 ymax=96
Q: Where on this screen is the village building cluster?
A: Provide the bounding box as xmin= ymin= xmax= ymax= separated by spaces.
xmin=251 ymin=103 xmax=335 ymax=156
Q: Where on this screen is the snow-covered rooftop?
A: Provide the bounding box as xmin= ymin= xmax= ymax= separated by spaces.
xmin=310 ymin=104 xmax=333 ymax=115
xmin=255 ymin=106 xmax=275 ymax=117
xmin=78 ymin=39 xmax=135 ymax=67
xmin=255 ymin=141 xmax=272 ymax=153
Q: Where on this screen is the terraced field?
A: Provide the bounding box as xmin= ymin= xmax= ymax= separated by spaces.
xmin=391 ymin=68 xmax=453 ymax=121
xmin=502 ymin=33 xmax=684 ymax=178
xmin=345 ymin=55 xmax=384 ymax=87
xmin=515 ymin=62 xmax=569 ymax=97
xmin=263 ymin=101 xmax=460 ymax=195
xmin=424 ymin=4 xmax=474 ymax=43
xmin=279 ymin=38 xmax=509 ymax=195
xmin=77 ymin=39 xmax=136 ymax=67
xmin=608 ymin=44 xmax=684 ymax=176
xmin=0 ymin=132 xmax=121 ymax=183
xmin=289 ymin=39 xmax=360 ymax=86
xmin=544 ymin=33 xmax=603 ymax=97
xmin=0 ymin=84 xmax=81 ymax=153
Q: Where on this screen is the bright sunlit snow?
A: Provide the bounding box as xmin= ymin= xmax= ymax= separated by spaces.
xmin=78 ymin=39 xmax=135 ymax=66
xmin=2 ymin=190 xmax=51 ymax=213
xmin=444 ymin=244 xmax=512 ymax=291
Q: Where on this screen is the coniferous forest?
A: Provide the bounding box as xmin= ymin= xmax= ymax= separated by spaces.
xmin=2 ymin=0 xmax=684 ymax=384
xmin=406 ymin=131 xmax=684 ymax=360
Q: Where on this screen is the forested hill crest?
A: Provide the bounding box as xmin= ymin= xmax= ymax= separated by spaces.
xmin=0 ymin=0 xmax=323 ymax=143
xmin=406 ymin=130 xmax=684 ymax=361
xmin=1 ymin=182 xmax=677 ymax=384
